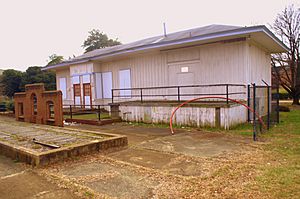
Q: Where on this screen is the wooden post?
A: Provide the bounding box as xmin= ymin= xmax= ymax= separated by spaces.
xmin=70 ymin=105 xmax=72 ymax=119
xmin=98 ymin=105 xmax=101 ymax=121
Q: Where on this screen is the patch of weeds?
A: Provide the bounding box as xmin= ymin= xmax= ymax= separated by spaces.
xmin=126 ymin=121 xmax=221 ymax=133
xmin=228 ymin=123 xmax=253 ymax=136
xmin=196 ymin=126 xmax=222 ymax=132
xmin=126 ymin=121 xmax=182 ymax=129
xmin=84 ymin=191 xmax=94 ymax=198
xmin=9 ymin=134 xmax=27 ymax=142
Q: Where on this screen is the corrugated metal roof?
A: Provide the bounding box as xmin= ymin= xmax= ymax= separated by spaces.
xmin=43 ymin=24 xmax=287 ymax=70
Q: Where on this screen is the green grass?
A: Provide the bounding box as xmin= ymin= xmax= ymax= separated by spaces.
xmin=64 ymin=112 xmax=111 ymax=120
xmin=125 ymin=121 xmax=194 ymax=130
xmin=279 ymin=87 xmax=288 ymax=94
xmin=252 ymin=107 xmax=300 ymax=198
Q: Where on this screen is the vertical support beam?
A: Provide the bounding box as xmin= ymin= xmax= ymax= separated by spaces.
xmin=98 ymin=105 xmax=101 ymax=121
xmin=226 ymin=84 xmax=229 ymax=104
xmin=267 ymin=86 xmax=270 ymax=130
xmin=70 ymin=105 xmax=72 ymax=119
xmin=111 ymin=89 xmax=114 ymax=103
xmin=215 ymin=107 xmax=221 ymax=128
xmin=247 ymin=84 xmax=251 ymax=122
xmin=109 ymin=103 xmax=120 ymax=120
xmin=177 ymin=86 xmax=180 ymax=102
xmin=140 ymin=88 xmax=143 ymax=103
xmin=252 ymin=83 xmax=257 ymax=141
xmin=276 ymin=84 xmax=280 ymax=123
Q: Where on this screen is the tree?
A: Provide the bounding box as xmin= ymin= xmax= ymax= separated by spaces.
xmin=22 ymin=66 xmax=56 ymax=91
xmin=0 ymin=66 xmax=56 ymax=98
xmin=271 ymin=5 xmax=300 ymax=105
xmin=82 ymin=29 xmax=121 ymax=53
xmin=0 ymin=69 xmax=24 ymax=97
xmin=0 ymin=70 xmax=4 ymax=95
xmin=47 ymin=54 xmax=64 ymax=66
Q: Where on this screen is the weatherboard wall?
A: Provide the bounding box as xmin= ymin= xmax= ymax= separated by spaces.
xmin=55 ymin=39 xmax=271 ymax=105
xmin=94 ymin=40 xmax=249 ymax=104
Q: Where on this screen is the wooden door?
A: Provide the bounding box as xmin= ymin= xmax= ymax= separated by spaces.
xmin=73 ymin=84 xmax=81 ymax=106
xmin=119 ymin=69 xmax=131 ymax=98
xmin=83 ymin=83 xmax=92 ymax=107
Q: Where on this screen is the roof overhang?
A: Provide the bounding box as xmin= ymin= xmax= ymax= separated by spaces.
xmin=43 ymin=25 xmax=288 ymax=71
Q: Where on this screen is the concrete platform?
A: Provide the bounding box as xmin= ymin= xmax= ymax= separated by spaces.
xmin=0 ymin=116 xmax=127 ymax=166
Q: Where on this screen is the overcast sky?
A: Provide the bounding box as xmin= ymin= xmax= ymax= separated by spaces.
xmin=0 ymin=0 xmax=298 ymax=71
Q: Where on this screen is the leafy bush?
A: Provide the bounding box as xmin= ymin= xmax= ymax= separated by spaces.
xmin=5 ymin=99 xmax=14 ymax=112
xmin=278 ymin=92 xmax=291 ymax=100
xmin=0 ymin=98 xmax=14 ymax=112
xmin=0 ymin=101 xmax=6 ymax=112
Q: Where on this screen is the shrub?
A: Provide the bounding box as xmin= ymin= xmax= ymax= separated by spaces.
xmin=278 ymin=92 xmax=291 ymax=100
xmin=0 ymin=101 xmax=6 ymax=112
xmin=0 ymin=98 xmax=14 ymax=112
xmin=5 ymin=99 xmax=14 ymax=112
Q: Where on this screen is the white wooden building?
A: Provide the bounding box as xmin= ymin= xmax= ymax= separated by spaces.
xmin=43 ymin=24 xmax=287 ymax=128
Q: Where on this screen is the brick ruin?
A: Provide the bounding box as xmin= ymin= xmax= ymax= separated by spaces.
xmin=14 ymin=83 xmax=63 ymax=127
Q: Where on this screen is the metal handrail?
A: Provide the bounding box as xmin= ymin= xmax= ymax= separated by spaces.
xmin=111 ymin=83 xmax=246 ymax=104
xmin=112 ymin=83 xmax=246 ymax=91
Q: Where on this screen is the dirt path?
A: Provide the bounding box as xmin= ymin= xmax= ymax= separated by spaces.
xmin=0 ymin=156 xmax=79 ymax=199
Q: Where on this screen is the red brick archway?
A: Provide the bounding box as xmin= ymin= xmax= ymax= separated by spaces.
xmin=14 ymin=83 xmax=64 ymax=127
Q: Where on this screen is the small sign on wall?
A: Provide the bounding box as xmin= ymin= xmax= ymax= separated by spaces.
xmin=181 ymin=66 xmax=189 ymax=73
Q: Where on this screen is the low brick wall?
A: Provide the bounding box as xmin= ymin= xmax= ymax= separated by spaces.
xmin=119 ymin=103 xmax=247 ymax=129
xmin=0 ymin=141 xmax=39 ymax=165
xmin=0 ymin=134 xmax=127 ymax=167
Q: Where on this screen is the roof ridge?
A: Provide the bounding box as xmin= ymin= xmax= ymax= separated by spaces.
xmin=44 ymin=24 xmax=286 ymax=69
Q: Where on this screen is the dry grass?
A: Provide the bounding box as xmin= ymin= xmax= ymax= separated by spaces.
xmin=36 ymin=104 xmax=300 ymax=198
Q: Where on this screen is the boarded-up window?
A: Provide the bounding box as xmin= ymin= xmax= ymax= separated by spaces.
xmin=82 ymin=74 xmax=90 ymax=83
xmin=59 ymin=77 xmax=67 ymax=99
xmin=72 ymin=76 xmax=80 ymax=84
xmin=119 ymin=69 xmax=131 ymax=97
xmin=95 ymin=73 xmax=103 ymax=99
xmin=102 ymin=72 xmax=113 ymax=99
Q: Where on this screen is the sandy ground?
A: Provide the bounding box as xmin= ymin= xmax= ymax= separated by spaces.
xmin=0 ymin=121 xmax=266 ymax=198
xmin=0 ymin=156 xmax=79 ymax=199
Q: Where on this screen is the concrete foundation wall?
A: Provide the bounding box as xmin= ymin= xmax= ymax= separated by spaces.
xmin=221 ymin=105 xmax=248 ymax=129
xmin=120 ymin=104 xmax=247 ymax=129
